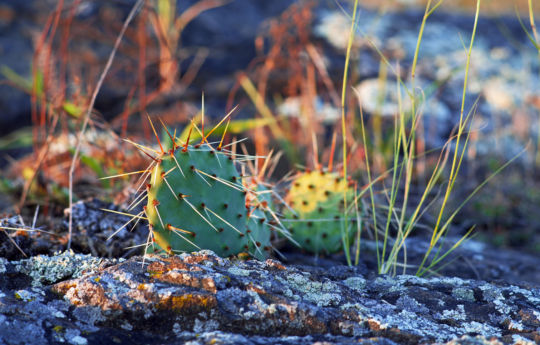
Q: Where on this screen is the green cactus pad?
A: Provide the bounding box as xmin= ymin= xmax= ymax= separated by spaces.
xmin=284 ymin=170 xmax=355 ymax=255
xmin=145 ymin=144 xmax=252 ymax=257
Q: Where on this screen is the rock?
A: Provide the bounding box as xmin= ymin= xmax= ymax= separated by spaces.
xmin=277 ymin=96 xmax=340 ymax=124
xmin=0 ymin=250 xmax=537 ymax=344
xmin=0 ymin=198 xmax=147 ymax=260
xmin=354 ymin=78 xmax=412 ymax=117
xmin=352 ymin=77 xmax=452 ymax=148
xmin=355 ymin=236 xmax=540 ymax=287
xmin=12 ymin=249 xmax=108 ymax=287
xmin=64 ymin=198 xmax=147 ymax=258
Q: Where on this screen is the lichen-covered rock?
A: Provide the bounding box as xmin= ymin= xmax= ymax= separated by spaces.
xmin=0 ymin=250 xmax=539 ymax=344
xmin=13 ymin=250 xmax=110 ymax=287
xmin=66 ymin=198 xmax=148 ymax=257
xmin=35 ymin=251 xmax=540 ymax=344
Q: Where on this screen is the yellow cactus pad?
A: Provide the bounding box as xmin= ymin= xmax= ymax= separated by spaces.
xmin=286 ymin=171 xmax=349 ymax=214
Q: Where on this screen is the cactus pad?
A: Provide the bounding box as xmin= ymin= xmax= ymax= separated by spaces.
xmin=145 ymin=144 xmax=263 ymax=257
xmin=243 ymin=181 xmax=275 ymax=260
xmin=284 ymin=170 xmax=355 ymax=255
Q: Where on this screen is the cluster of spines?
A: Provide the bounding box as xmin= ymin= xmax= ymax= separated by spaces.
xmin=241 ymin=150 xmax=294 ymax=259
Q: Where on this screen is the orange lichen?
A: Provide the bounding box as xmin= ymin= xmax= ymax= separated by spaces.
xmin=51 ymin=282 xmax=77 ymax=295
xmin=147 ymin=257 xmax=193 ymax=274
xmin=157 ymin=293 xmax=217 ymax=312
xmin=237 ymin=252 xmax=250 ymax=261
xmin=152 ymin=270 xmax=217 ymax=294
xmin=265 ymin=259 xmax=287 ymax=271
xmin=246 ymin=283 xmax=266 ymax=295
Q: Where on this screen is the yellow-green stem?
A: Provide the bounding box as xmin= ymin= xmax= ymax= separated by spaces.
xmin=417 ymin=0 xmax=482 ymax=275
xmin=341 ymin=0 xmax=359 ymax=266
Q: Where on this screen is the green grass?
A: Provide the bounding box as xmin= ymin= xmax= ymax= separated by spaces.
xmin=335 ymin=0 xmax=521 ymax=276
xmin=339 ymin=0 xmax=359 ymax=267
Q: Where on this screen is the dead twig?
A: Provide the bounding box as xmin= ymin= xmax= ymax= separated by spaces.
xmin=67 ymin=0 xmax=145 ymax=249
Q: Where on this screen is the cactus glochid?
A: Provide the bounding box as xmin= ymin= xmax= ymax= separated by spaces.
xmin=143 ymin=136 xmax=272 ymax=259
xmin=284 ymin=170 xmax=355 ymax=255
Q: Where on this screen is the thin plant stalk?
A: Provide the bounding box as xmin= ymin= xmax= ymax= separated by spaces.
xmin=399 ymin=0 xmax=443 ymax=229
xmin=527 ymin=0 xmax=539 ymax=71
xmin=380 ymin=78 xmax=406 ymax=271
xmin=417 ymin=147 xmax=526 ymax=276
xmin=353 ymin=187 xmax=363 ymax=266
xmin=68 ymin=0 xmax=144 ymax=249
xmin=340 ymin=0 xmax=359 ymax=266
xmin=416 ymin=0 xmax=482 ymax=276
xmin=376 ymin=0 xmax=441 ymax=274
xmin=379 ymin=103 xmax=481 ymax=273
xmin=357 ymin=100 xmax=380 ymax=268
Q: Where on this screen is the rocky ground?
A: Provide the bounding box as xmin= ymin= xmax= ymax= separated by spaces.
xmin=0 ymin=249 xmax=538 ymax=345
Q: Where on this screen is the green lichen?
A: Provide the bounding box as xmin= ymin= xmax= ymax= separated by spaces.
xmin=283 ymin=272 xmax=342 ymax=307
xmin=15 ymin=250 xmax=104 ymax=287
xmin=452 ymin=287 xmax=475 ymax=302
xmin=343 ymin=277 xmax=366 ymax=292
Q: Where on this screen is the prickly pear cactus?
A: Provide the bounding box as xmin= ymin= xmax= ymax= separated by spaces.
xmin=246 ymin=204 xmax=271 ymax=260
xmin=243 ymin=181 xmax=274 ymax=260
xmin=145 ymin=143 xmax=261 ymax=257
xmin=284 ymin=170 xmax=354 ymax=255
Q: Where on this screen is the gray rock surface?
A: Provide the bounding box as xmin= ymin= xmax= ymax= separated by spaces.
xmin=0 ymin=250 xmax=538 ymax=345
